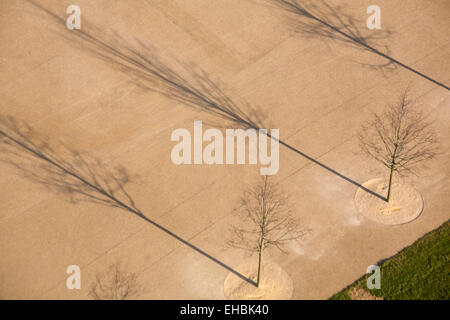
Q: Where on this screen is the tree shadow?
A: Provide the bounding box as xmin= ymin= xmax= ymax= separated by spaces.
xmin=26 ymin=0 xmax=266 ymax=131
xmin=0 ymin=115 xmax=256 ymax=286
xmin=25 ymin=0 xmax=386 ymax=201
xmin=76 ymin=34 xmax=268 ymax=131
xmin=270 ymin=0 xmax=395 ymax=71
xmin=266 ymin=0 xmax=449 ymax=89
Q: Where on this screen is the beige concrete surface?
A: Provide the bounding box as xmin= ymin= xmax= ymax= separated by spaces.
xmin=0 ymin=0 xmax=449 ymax=299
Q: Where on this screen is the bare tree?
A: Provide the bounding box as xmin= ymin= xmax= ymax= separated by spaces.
xmin=228 ymin=176 xmax=305 ymax=287
xmin=358 ymin=90 xmax=438 ymax=202
xmin=89 ymin=261 xmax=143 ymax=300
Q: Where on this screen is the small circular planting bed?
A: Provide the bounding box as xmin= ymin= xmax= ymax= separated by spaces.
xmin=223 ymin=261 xmax=293 ymax=300
xmin=354 ymin=178 xmax=423 ymax=225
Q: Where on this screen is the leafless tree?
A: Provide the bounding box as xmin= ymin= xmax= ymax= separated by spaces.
xmin=358 ymin=90 xmax=438 ymax=202
xmin=89 ymin=262 xmax=142 ymax=300
xmin=89 ymin=261 xmax=143 ymax=300
xmin=228 ymin=176 xmax=305 ymax=287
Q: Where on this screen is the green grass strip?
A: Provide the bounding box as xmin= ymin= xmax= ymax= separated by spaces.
xmin=330 ymin=220 xmax=450 ymax=300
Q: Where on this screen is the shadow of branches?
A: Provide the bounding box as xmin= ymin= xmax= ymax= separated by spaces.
xmin=0 ymin=116 xmax=139 ymax=211
xmin=26 ymin=0 xmax=266 ymax=130
xmin=79 ymin=34 xmax=267 ymax=130
xmin=267 ymin=0 xmax=449 ymax=89
xmin=267 ymin=0 xmax=395 ymax=71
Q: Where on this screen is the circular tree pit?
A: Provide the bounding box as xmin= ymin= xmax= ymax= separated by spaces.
xmin=354 ymin=178 xmax=424 ymax=225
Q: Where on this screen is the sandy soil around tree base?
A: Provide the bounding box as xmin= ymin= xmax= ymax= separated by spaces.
xmin=223 ymin=261 xmax=294 ymax=300
xmin=354 ymin=178 xmax=424 ymax=225
xmin=348 ymin=287 xmax=384 ymax=300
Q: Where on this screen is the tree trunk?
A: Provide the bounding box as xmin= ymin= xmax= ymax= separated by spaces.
xmin=387 ymin=165 xmax=395 ymax=203
xmin=257 ymin=239 xmax=264 ymax=288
